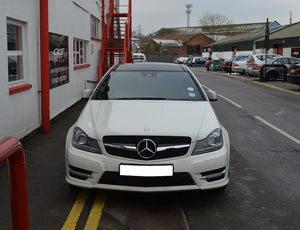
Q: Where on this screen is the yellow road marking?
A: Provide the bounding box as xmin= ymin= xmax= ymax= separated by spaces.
xmin=250 ymin=80 xmax=300 ymax=96
xmin=84 ymin=192 xmax=107 ymax=230
xmin=61 ymin=190 xmax=90 ymax=230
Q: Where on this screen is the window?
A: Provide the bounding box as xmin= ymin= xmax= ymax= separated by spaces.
xmin=7 ymin=21 xmax=23 ymax=82
xmin=90 ymin=16 xmax=100 ymax=39
xmin=73 ymin=39 xmax=88 ymax=65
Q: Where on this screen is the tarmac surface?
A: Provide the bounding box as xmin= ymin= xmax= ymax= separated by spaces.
xmin=0 ymin=99 xmax=87 ymax=229
xmin=1 ymin=68 xmax=299 ymax=229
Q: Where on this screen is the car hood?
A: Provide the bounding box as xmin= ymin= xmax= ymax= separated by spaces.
xmin=75 ymin=100 xmax=221 ymax=142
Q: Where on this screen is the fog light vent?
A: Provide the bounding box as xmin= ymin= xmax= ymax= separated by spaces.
xmin=200 ymin=167 xmax=226 ymax=182
xmin=68 ymin=165 xmax=93 ymax=180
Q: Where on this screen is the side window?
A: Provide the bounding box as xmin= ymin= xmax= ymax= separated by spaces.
xmin=90 ymin=15 xmax=100 ymax=38
xmin=290 ymin=58 xmax=300 ymax=64
xmin=7 ymin=21 xmax=24 ymax=82
xmin=281 ymin=59 xmax=288 ymax=64
xmin=273 ymin=60 xmax=279 ymax=64
xmin=73 ymin=38 xmax=88 ymax=65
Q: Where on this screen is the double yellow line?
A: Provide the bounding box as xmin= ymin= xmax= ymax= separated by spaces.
xmin=61 ymin=190 xmax=106 ymax=230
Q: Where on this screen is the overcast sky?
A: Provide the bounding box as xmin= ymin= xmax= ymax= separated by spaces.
xmin=131 ymin=0 xmax=300 ymax=35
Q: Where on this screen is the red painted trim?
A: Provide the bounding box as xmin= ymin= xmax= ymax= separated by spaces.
xmin=40 ymin=0 xmax=50 ymax=133
xmin=0 ymin=137 xmax=30 ymax=230
xmin=91 ymin=37 xmax=101 ymax=42
xmin=74 ymin=64 xmax=91 ymax=70
xmin=9 ymin=84 xmax=32 ymax=95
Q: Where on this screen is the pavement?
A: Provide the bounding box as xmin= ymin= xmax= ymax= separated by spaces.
xmin=0 ymin=99 xmax=87 ymax=229
xmin=193 ymin=67 xmax=300 ymax=95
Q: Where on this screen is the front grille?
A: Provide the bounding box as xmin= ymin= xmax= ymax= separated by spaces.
xmin=98 ymin=172 xmax=195 ymax=187
xmin=103 ymin=136 xmax=191 ymax=160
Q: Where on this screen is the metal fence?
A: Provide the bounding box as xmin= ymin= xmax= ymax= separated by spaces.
xmin=146 ymin=55 xmax=179 ymax=63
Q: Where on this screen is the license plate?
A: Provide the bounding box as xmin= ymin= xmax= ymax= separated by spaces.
xmin=290 ymin=69 xmax=295 ymax=73
xmin=120 ymin=164 xmax=173 ymax=177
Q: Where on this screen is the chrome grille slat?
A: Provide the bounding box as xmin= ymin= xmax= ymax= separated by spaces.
xmin=104 ymin=143 xmax=136 ymax=151
xmin=103 ymin=136 xmax=191 ymax=160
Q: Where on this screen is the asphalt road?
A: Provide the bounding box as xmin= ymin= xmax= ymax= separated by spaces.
xmin=0 ymin=69 xmax=299 ymax=230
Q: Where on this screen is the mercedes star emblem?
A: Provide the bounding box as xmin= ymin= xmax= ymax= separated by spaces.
xmin=136 ymin=139 xmax=157 ymax=159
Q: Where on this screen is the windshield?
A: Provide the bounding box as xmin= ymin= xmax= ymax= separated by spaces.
xmin=92 ymin=70 xmax=205 ymax=101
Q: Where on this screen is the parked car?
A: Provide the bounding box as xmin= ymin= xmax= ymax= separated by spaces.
xmin=287 ymin=64 xmax=300 ymax=85
xmin=246 ymin=54 xmax=281 ymax=77
xmin=187 ymin=57 xmax=207 ymax=67
xmin=132 ymin=53 xmax=147 ymax=63
xmin=219 ymin=57 xmax=233 ymax=73
xmin=175 ymin=57 xmax=189 ymax=64
xmin=205 ymin=59 xmax=213 ymax=71
xmin=231 ymin=55 xmax=249 ymax=74
xmin=65 ymin=62 xmax=230 ymax=192
xmin=262 ymin=57 xmax=300 ymax=81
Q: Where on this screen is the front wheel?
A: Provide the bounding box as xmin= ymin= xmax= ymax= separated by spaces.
xmin=266 ymin=71 xmax=279 ymax=81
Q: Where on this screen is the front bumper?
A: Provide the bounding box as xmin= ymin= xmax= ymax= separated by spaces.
xmin=65 ymin=134 xmax=230 ymax=192
xmin=287 ymin=74 xmax=300 ymax=85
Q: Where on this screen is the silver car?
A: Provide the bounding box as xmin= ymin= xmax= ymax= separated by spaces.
xmin=231 ymin=55 xmax=249 ymax=74
xmin=246 ymin=54 xmax=281 ymax=77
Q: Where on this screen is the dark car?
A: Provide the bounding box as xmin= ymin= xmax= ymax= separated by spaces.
xmin=262 ymin=57 xmax=300 ymax=81
xmin=287 ymin=64 xmax=300 ymax=85
xmin=219 ymin=58 xmax=233 ymax=73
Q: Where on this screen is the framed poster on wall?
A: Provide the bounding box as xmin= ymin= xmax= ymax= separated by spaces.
xmin=49 ymin=33 xmax=69 ymax=89
xmin=291 ymin=48 xmax=300 ymax=58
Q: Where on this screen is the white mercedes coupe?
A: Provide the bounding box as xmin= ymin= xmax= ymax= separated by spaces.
xmin=65 ymin=62 xmax=230 ymax=192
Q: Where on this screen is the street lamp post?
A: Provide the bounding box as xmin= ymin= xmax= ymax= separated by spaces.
xmin=185 ymin=4 xmax=192 ymax=27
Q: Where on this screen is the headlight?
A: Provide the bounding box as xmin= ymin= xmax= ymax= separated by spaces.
xmin=72 ymin=127 xmax=102 ymax=154
xmin=192 ymin=128 xmax=223 ymax=155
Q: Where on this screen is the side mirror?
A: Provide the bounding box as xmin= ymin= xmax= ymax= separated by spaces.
xmin=207 ymin=90 xmax=217 ymax=101
xmin=81 ymin=89 xmax=91 ymax=100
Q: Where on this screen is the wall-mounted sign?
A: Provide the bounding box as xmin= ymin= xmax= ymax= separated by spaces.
xmin=291 ymin=48 xmax=300 ymax=58
xmin=49 ymin=33 xmax=69 ymax=89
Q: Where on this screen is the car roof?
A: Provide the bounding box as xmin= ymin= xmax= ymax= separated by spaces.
xmin=114 ymin=62 xmax=188 ymax=72
xmin=273 ymin=56 xmax=299 ymax=59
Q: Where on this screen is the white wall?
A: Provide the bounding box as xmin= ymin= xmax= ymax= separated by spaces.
xmin=0 ymin=0 xmax=104 ymax=140
xmin=49 ymin=0 xmax=102 ymax=119
xmin=203 ymin=48 xmax=293 ymax=60
xmin=0 ymin=0 xmax=40 ymax=139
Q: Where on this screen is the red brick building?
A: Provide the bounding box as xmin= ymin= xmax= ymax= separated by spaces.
xmin=146 ymin=34 xmax=213 ymax=56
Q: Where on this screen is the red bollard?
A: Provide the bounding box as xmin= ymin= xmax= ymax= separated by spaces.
xmin=0 ymin=137 xmax=30 ymax=230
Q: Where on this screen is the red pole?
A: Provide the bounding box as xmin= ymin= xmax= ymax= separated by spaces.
xmin=40 ymin=0 xmax=50 ymax=133
xmin=0 ymin=137 xmax=30 ymax=230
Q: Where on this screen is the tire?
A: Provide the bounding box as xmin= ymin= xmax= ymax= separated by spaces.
xmin=266 ymin=71 xmax=279 ymax=81
xmin=282 ymin=75 xmax=287 ymax=82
